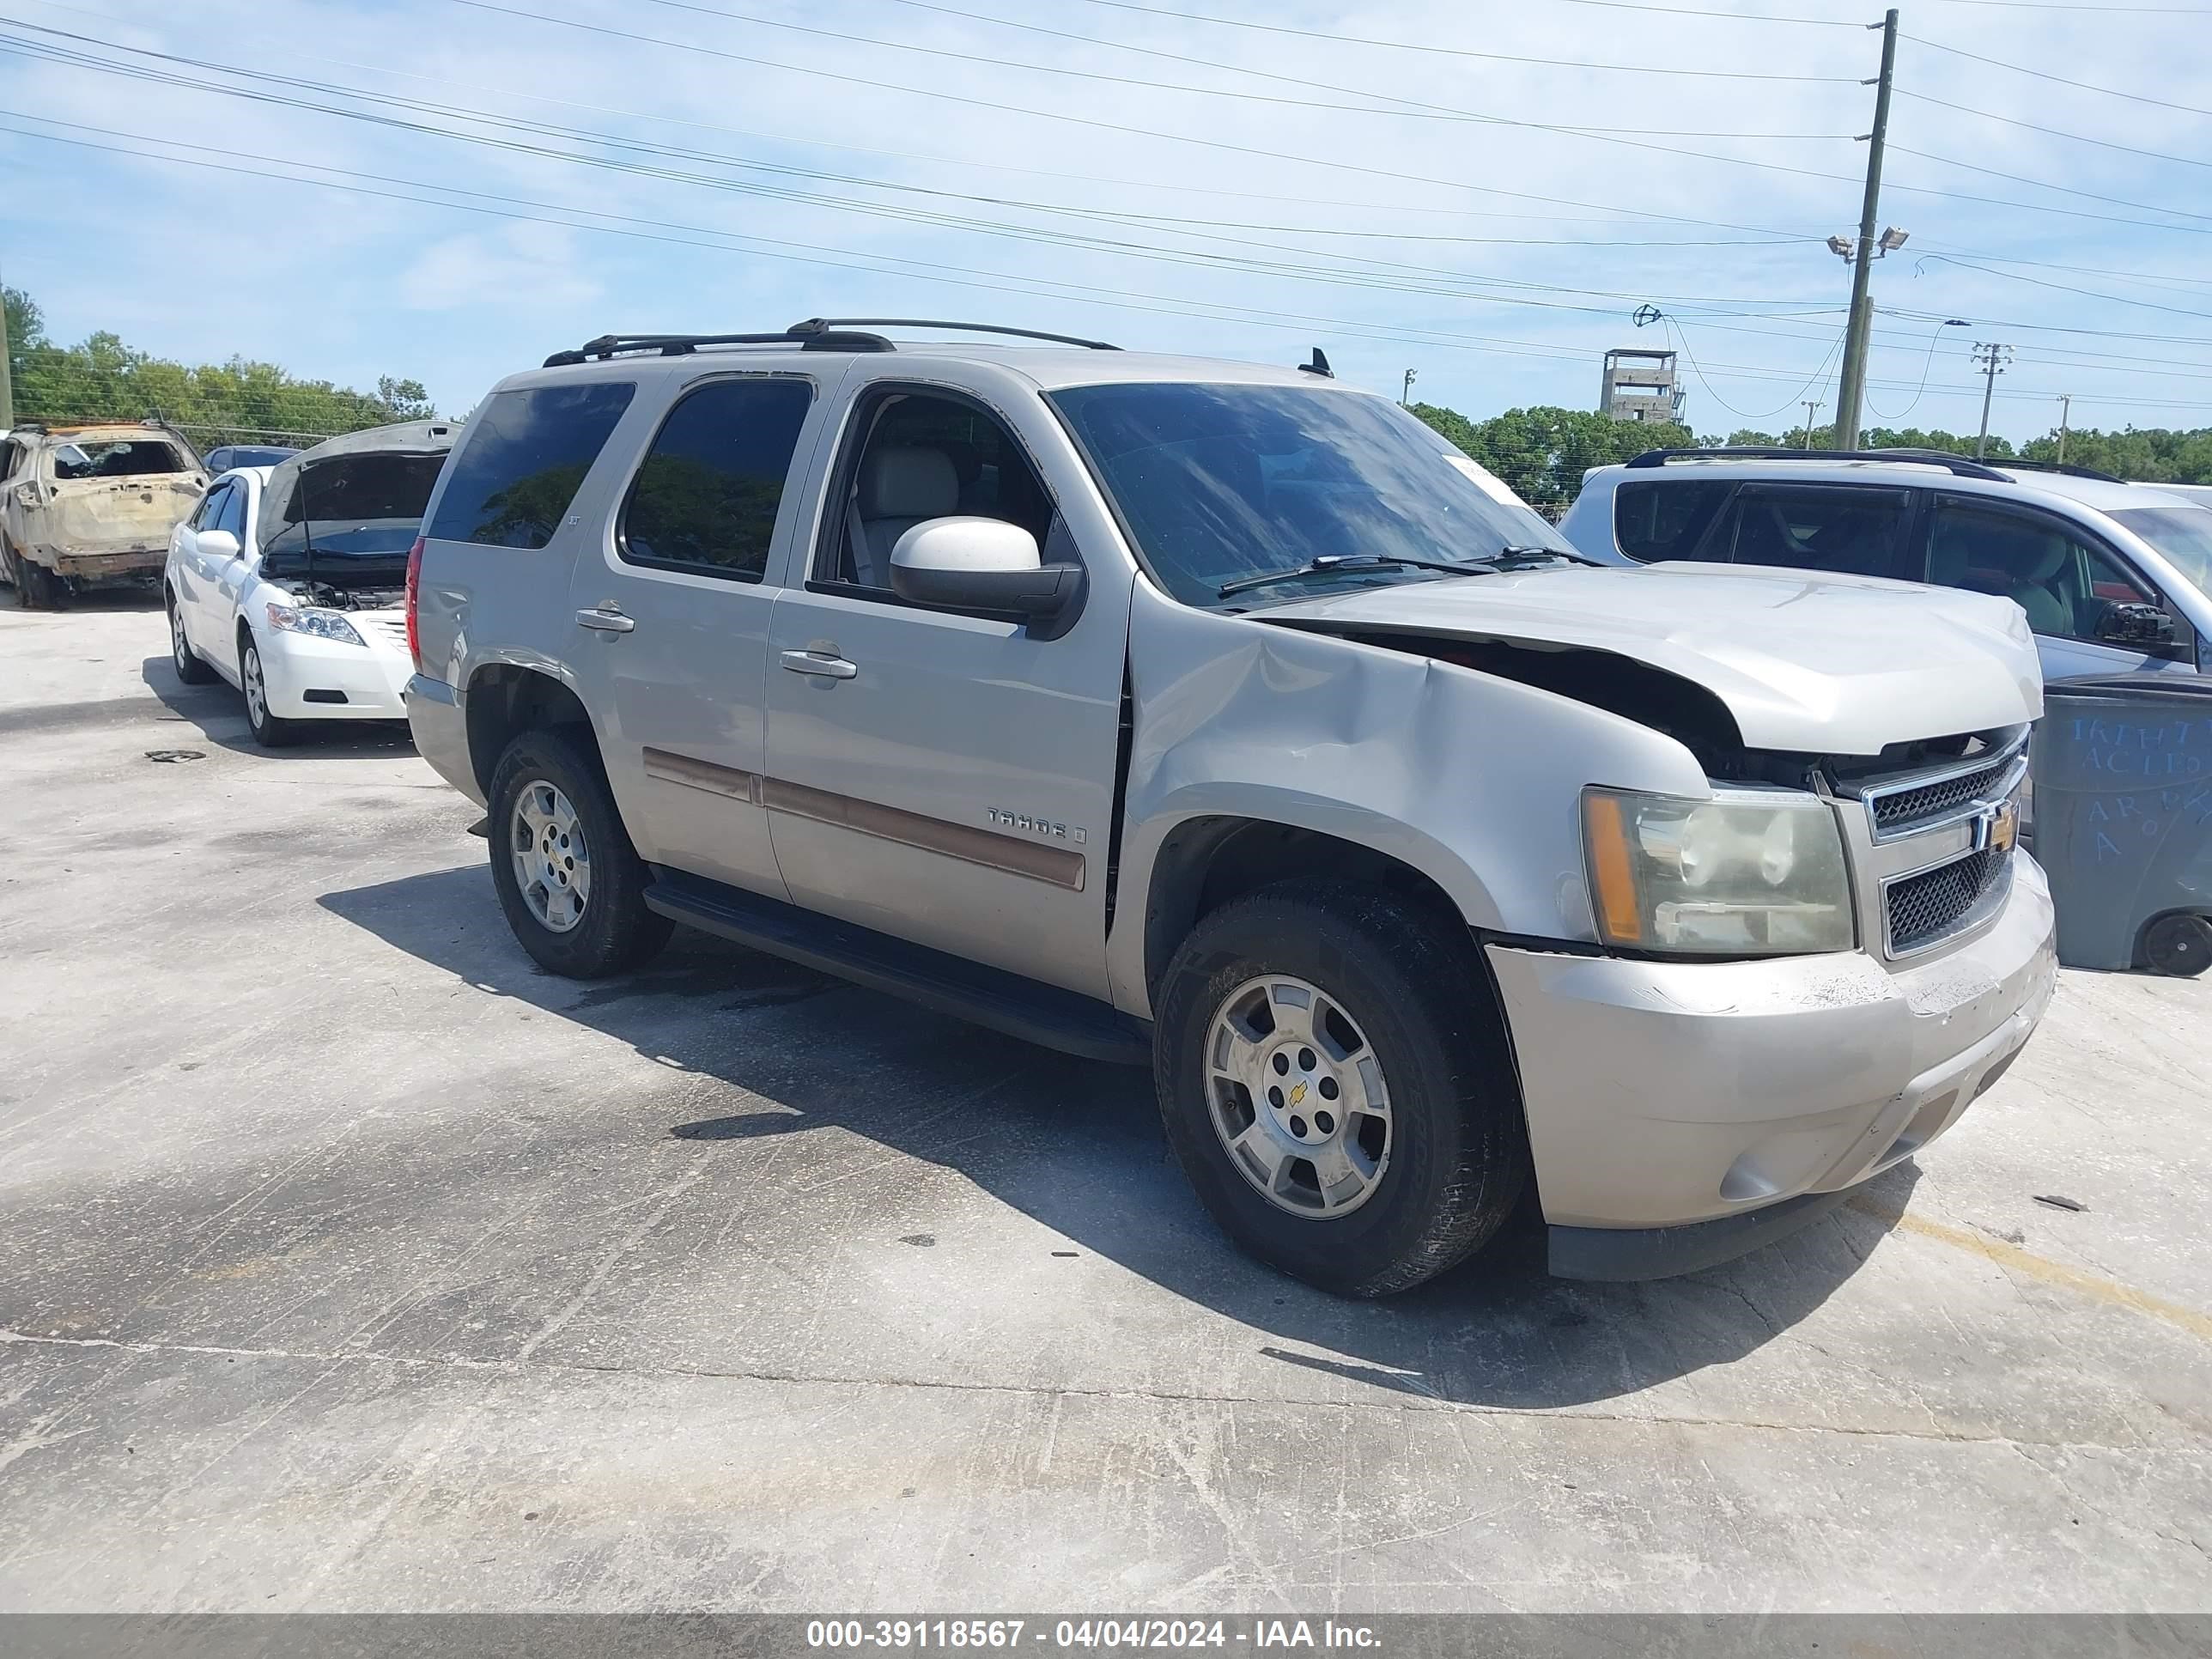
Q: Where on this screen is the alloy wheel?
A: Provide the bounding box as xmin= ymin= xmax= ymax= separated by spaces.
xmin=1205 ymin=973 xmax=1392 ymax=1218
xmin=509 ymin=780 xmax=593 ymax=933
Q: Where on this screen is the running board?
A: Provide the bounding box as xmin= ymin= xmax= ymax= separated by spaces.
xmin=642 ymin=869 xmax=1152 ymax=1066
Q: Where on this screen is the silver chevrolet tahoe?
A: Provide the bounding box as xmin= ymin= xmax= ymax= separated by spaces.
xmin=404 ymin=319 xmax=2057 ymax=1296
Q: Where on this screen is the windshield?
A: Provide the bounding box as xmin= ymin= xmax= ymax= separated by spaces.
xmin=262 ymin=452 xmax=447 ymax=577
xmin=2109 ymin=505 xmax=2212 ymax=602
xmin=49 ymin=439 xmax=189 ymax=480
xmin=1047 ymin=382 xmax=1570 ymax=607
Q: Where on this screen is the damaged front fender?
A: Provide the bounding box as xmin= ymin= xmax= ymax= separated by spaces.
xmin=1108 ymin=580 xmax=1714 ymax=1015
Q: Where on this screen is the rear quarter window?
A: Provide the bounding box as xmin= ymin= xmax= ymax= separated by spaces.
xmin=1613 ymin=478 xmax=1731 ymax=562
xmin=427 ymin=381 xmax=637 ymax=550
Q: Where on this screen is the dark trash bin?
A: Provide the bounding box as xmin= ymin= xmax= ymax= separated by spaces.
xmin=2030 ymin=672 xmax=2212 ymax=975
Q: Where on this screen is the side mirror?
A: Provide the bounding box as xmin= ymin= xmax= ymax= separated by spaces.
xmin=2095 ymin=599 xmax=2175 ymax=648
xmin=196 ymin=529 xmax=241 ymax=562
xmin=890 ymin=517 xmax=1078 ymax=623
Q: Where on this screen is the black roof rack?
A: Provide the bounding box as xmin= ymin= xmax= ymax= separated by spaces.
xmin=541 ymin=316 xmax=1120 ymax=368
xmin=789 ymin=317 xmax=1119 ymax=349
xmin=1986 ymin=458 xmax=2124 ymax=483
xmin=1623 ymin=446 xmax=2013 ymax=483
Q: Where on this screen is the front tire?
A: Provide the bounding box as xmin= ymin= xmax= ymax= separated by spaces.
xmin=239 ymin=632 xmax=298 ymax=746
xmin=168 ymin=590 xmax=216 ymax=684
xmin=487 ymin=727 xmax=673 ymax=979
xmin=1153 ymin=883 xmax=1528 ymax=1297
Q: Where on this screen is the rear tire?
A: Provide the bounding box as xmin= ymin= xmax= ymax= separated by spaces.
xmin=15 ymin=556 xmax=63 ymax=611
xmin=488 ymin=727 xmax=673 ymax=979
xmin=2142 ymin=912 xmax=2212 ymax=978
xmin=1152 ymin=882 xmax=1528 ymax=1297
xmin=168 ymin=590 xmax=216 ymax=684
xmin=239 ymin=632 xmax=298 ymax=747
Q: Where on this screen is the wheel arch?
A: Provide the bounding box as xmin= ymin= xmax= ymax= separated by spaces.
xmin=1130 ymin=804 xmax=1498 ymax=1015
xmin=465 ymin=662 xmax=599 ymax=799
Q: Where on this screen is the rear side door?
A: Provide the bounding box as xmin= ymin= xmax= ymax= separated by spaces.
xmin=564 ymin=369 xmax=836 ymax=900
xmin=760 ymin=373 xmax=1129 ymax=1000
xmin=1696 ymin=482 xmax=1921 ymax=580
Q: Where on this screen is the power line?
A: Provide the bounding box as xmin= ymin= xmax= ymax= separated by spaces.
xmin=434 ymin=1 xmax=2212 ymax=241
xmin=829 ymin=0 xmax=1854 ymax=139
xmin=0 ymin=28 xmax=1855 ymax=323
xmin=13 ymin=109 xmax=2197 ymax=416
xmin=313 ymin=3 xmax=1874 ymax=242
xmin=6 ymin=0 xmax=1818 ymax=236
xmin=1889 ymin=143 xmax=2212 ymax=227
xmin=1056 ymin=0 xmax=1864 ymax=76
xmin=1904 ymin=32 xmax=2212 ymax=118
xmin=22 ymin=17 xmax=2212 ymax=383
xmin=1894 ymin=88 xmax=2212 ymax=173
xmin=612 ymin=0 xmax=1879 ymax=195
xmin=1911 ymin=254 xmax=2212 ymax=321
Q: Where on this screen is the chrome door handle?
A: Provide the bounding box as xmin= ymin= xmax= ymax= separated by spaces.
xmin=577 ymin=605 xmax=635 ymax=634
xmin=781 ymin=649 xmax=857 ymax=680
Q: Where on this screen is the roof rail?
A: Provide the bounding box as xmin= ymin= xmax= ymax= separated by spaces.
xmin=1623 ymin=446 xmax=2013 ymax=483
xmin=538 ymin=314 xmax=1120 ymax=368
xmin=787 ymin=317 xmax=1119 ymax=350
xmin=544 ymin=327 xmax=895 ymax=368
xmin=1987 ymin=458 xmax=2124 ymax=483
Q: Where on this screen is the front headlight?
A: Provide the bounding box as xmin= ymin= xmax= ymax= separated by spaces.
xmin=264 ymin=602 xmax=365 ymax=647
xmin=1583 ymin=787 xmax=1855 ymax=956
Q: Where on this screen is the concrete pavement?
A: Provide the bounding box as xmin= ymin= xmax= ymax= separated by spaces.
xmin=2 ymin=598 xmax=2208 ymax=1613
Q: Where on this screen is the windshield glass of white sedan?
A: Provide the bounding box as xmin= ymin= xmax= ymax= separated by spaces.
xmin=1048 ymin=381 xmax=1570 ymax=606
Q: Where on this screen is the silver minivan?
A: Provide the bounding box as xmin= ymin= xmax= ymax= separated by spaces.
xmin=404 ymin=323 xmax=2056 ymax=1295
xmin=1558 ymin=448 xmax=2212 ymax=684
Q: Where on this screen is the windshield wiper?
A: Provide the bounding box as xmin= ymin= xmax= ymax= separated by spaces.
xmin=1217 ymin=553 xmax=1498 ymax=599
xmin=1480 ymin=544 xmax=1600 ymax=569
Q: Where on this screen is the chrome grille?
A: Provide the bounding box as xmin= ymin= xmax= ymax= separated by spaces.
xmin=1886 ymin=848 xmax=2011 ymax=954
xmin=1869 ymin=752 xmax=2019 ymax=835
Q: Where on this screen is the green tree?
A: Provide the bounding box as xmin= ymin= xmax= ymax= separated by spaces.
xmin=2 ymin=284 xmax=434 ymax=452
xmin=1411 ymin=402 xmax=1695 ymax=516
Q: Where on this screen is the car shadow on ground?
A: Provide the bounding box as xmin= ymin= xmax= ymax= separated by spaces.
xmin=139 ymin=654 xmax=414 ymax=758
xmin=320 ymin=862 xmax=1921 ymax=1411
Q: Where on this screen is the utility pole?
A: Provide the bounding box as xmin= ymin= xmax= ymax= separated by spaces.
xmin=1972 ymin=343 xmax=2013 ymax=459
xmin=1401 ymin=368 xmax=1417 ymax=408
xmin=2057 ymin=393 xmax=2072 ymax=465
xmin=1832 ymin=8 xmax=1899 ymax=454
xmin=1802 ymin=401 xmax=1820 ymax=448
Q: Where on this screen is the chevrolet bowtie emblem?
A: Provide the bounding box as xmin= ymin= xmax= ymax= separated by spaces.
xmin=1289 ymin=1082 xmax=1308 ymax=1106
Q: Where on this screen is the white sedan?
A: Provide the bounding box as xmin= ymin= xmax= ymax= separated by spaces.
xmin=164 ymin=422 xmax=454 ymax=746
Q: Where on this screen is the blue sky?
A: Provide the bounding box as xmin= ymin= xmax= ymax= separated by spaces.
xmin=1 ymin=0 xmax=2207 ymax=443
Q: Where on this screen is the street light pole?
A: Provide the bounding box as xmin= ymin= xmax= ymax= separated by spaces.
xmin=1972 ymin=343 xmax=2012 ymax=459
xmin=2057 ymin=393 xmax=2072 ymax=465
xmin=1802 ymin=401 xmax=1819 ymax=448
xmin=1401 ymin=368 xmax=1417 ymax=408
xmin=1832 ymin=7 xmax=1899 ymax=454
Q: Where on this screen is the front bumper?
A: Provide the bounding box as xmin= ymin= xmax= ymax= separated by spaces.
xmin=258 ymin=629 xmax=415 ymax=720
xmin=404 ymin=673 xmax=483 ymax=805
xmin=1487 ymin=854 xmax=2057 ymax=1273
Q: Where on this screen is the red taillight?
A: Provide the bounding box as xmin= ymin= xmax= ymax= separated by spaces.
xmin=404 ymin=535 xmax=426 ymax=674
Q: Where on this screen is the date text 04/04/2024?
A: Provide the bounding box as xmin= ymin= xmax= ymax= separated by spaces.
xmin=804 ymin=1620 xmax=1383 ymax=1650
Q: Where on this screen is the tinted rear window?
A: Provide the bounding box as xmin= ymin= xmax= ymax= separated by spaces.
xmin=428 ymin=381 xmax=636 ymax=550
xmin=620 ymin=377 xmax=813 ymax=580
xmin=1613 ymin=478 xmax=1730 ymax=562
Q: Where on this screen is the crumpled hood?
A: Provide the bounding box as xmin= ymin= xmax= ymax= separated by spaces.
xmin=1257 ymin=561 xmax=2043 ymax=755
